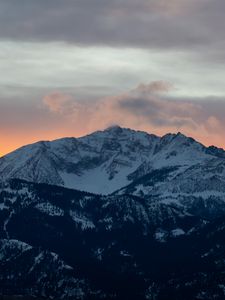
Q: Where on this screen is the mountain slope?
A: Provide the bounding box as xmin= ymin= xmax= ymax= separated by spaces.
xmin=1 ymin=179 xmax=225 ymax=299
xmin=0 ymin=126 xmax=221 ymax=195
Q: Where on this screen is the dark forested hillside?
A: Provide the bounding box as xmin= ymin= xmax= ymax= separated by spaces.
xmin=0 ymin=179 xmax=225 ymax=299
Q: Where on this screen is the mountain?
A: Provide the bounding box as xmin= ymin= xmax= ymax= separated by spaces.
xmin=0 ymin=126 xmax=222 ymax=195
xmin=1 ymin=127 xmax=225 ymax=299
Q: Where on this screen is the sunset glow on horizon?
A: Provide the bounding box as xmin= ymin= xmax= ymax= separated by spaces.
xmin=1 ymin=126 xmax=225 ymax=158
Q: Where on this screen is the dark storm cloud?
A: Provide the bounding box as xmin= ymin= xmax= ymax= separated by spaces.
xmin=0 ymin=0 xmax=225 ymax=56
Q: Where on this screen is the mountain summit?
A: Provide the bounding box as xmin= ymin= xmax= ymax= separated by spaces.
xmin=0 ymin=127 xmax=224 ymax=195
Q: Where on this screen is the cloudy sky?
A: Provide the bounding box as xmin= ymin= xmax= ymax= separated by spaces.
xmin=1 ymin=0 xmax=225 ymax=156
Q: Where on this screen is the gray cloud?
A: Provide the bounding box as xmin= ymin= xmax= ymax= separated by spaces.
xmin=0 ymin=0 xmax=225 ymax=59
xmin=117 ymin=86 xmax=201 ymax=129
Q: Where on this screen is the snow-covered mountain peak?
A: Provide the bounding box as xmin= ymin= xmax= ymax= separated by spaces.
xmin=82 ymin=125 xmax=157 ymax=140
xmin=160 ymin=131 xmax=198 ymax=145
xmin=0 ymin=127 xmax=224 ymax=194
xmin=104 ymin=124 xmax=124 ymax=133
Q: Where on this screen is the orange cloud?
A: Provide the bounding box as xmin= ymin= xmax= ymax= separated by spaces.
xmin=43 ymin=93 xmax=74 ymax=113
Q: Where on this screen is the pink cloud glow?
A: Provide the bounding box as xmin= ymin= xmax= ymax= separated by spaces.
xmin=1 ymin=82 xmax=225 ymax=156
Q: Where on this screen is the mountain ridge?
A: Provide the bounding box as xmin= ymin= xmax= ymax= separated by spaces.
xmin=0 ymin=126 xmax=223 ymax=195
